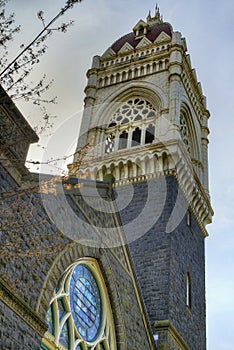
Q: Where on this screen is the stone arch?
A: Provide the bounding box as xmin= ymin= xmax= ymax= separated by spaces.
xmin=99 ymin=77 xmax=104 ymax=87
xmin=134 ymin=67 xmax=138 ymax=78
xmin=92 ymin=82 xmax=167 ymax=130
xmin=36 ymin=243 xmax=129 ymax=349
xmin=162 ymin=152 xmax=169 ymax=171
xmin=93 ymin=166 xmax=99 ymax=180
xmin=102 ymin=164 xmax=107 ymax=178
xmin=110 ymin=74 xmax=115 ymax=84
xmin=180 ymin=102 xmax=200 ymax=161
xmin=122 ymin=71 xmax=127 ymax=81
xmin=109 ymin=162 xmax=117 ymax=179
xmin=127 ymin=160 xmax=133 ymax=178
xmin=146 ymin=64 xmax=151 ymax=74
xmin=104 ymin=76 xmax=109 ymax=86
xmin=128 ymin=69 xmax=133 ymax=79
xmin=119 ymin=161 xmax=125 ymax=178
xmin=135 ymin=157 xmax=142 ymax=176
xmin=145 ymin=155 xmax=150 ymax=174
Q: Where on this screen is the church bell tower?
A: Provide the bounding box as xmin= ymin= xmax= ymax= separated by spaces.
xmin=71 ymin=6 xmax=213 ymax=349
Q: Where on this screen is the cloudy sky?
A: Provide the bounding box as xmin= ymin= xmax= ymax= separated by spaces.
xmin=6 ymin=0 xmax=234 ymax=349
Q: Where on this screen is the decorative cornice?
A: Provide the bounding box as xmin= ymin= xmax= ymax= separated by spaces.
xmin=80 ymin=142 xmax=212 ymax=237
xmin=0 ymin=278 xmax=48 ymax=337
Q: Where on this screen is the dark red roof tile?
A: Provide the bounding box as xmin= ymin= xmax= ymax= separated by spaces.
xmin=111 ymin=23 xmax=172 ymax=53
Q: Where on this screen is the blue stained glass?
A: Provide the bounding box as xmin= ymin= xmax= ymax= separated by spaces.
xmin=59 ymin=321 xmax=69 ymax=348
xmin=57 ymin=299 xmax=66 ymax=321
xmin=46 ymin=306 xmax=54 ymax=335
xmin=75 ymin=346 xmax=82 ymax=350
xmin=69 ymin=264 xmax=102 ymax=342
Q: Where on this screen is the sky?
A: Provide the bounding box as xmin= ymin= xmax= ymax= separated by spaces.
xmin=5 ymin=0 xmax=234 ymax=349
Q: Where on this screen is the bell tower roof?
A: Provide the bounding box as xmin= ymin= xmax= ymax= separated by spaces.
xmin=111 ymin=8 xmax=172 ymax=54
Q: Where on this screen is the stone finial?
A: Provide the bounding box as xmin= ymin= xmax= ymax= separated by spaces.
xmin=147 ymin=3 xmax=163 ymax=25
xmin=147 ymin=10 xmax=151 ymax=22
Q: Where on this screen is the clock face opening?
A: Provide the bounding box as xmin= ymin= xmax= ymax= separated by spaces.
xmin=69 ymin=264 xmax=102 ymax=342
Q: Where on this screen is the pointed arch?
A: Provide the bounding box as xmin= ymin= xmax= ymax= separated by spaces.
xmin=145 ymin=124 xmax=155 ymax=144
xmin=119 ymin=131 xmax=128 ymax=150
xmin=132 ymin=127 xmax=141 ymax=147
xmin=180 ymin=103 xmax=200 ymax=161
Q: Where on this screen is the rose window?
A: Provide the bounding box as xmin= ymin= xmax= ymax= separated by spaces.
xmin=108 ymin=98 xmax=156 ymax=127
xmin=41 ymin=260 xmax=116 ymax=350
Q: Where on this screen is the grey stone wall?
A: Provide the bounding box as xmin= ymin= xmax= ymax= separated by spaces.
xmin=0 ymin=300 xmax=42 ymax=350
xmin=0 ymin=173 xmax=154 ymax=350
xmin=118 ymin=176 xmax=206 ymax=350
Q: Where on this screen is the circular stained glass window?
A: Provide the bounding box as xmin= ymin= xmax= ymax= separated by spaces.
xmin=69 ymin=264 xmax=102 ymax=342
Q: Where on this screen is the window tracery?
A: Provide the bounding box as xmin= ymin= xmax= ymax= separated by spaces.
xmin=105 ymin=134 xmax=115 ymax=153
xmin=180 ymin=113 xmax=191 ymax=153
xmin=105 ymin=98 xmax=158 ymax=154
xmin=108 ymin=98 xmax=156 ymax=127
xmin=41 ymin=260 xmax=116 ymax=350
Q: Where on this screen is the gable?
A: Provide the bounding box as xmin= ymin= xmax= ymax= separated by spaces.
xmin=118 ymin=41 xmax=134 ymax=53
xmin=102 ymin=47 xmax=116 ymax=58
xmin=136 ymin=36 xmax=152 ymax=48
xmin=154 ymin=31 xmax=171 ymax=43
xmin=133 ymin=19 xmax=148 ymax=31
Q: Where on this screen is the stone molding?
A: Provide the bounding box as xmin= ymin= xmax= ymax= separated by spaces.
xmin=154 ymin=320 xmax=189 ymax=350
xmin=0 ymin=278 xmax=47 ymax=337
xmin=114 ymin=169 xmax=211 ymax=237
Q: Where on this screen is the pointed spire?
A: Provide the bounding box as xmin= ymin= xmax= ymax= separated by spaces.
xmin=155 ymin=3 xmax=161 ymax=20
xmin=147 ymin=10 xmax=151 ymax=21
xmin=146 ymin=3 xmax=163 ymax=26
xmin=155 ymin=3 xmax=159 ymax=14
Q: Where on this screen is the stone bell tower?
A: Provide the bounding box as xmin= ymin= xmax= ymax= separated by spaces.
xmin=71 ymin=6 xmax=213 ymax=350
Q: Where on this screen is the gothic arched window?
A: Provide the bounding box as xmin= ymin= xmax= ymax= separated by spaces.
xmin=180 ymin=112 xmax=191 ymax=153
xmin=132 ymin=127 xmax=141 ymax=147
xmin=145 ymin=124 xmax=155 ymax=144
xmin=105 ymin=134 xmax=115 ymax=153
xmin=41 ymin=259 xmax=116 ymax=350
xmin=105 ymin=97 xmax=159 ymax=154
xmin=119 ymin=131 xmax=128 ymax=150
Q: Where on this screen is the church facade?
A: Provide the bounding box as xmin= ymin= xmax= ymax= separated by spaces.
xmin=0 ymin=7 xmax=213 ymax=350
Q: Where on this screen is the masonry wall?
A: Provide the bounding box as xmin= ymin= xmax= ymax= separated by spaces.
xmin=117 ymin=176 xmax=206 ymax=350
xmin=0 ymin=300 xmax=42 ymax=350
xmin=0 ymin=169 xmax=154 ymax=350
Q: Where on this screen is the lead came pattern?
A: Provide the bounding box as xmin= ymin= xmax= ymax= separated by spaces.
xmin=70 ymin=265 xmax=101 ymax=342
xmin=42 ymin=261 xmax=116 ymax=350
